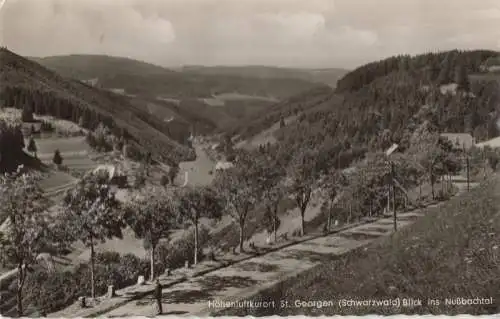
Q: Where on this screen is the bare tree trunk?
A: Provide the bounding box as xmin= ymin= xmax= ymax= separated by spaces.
xmin=273 ymin=211 xmax=277 ymax=243
xmin=387 ymin=192 xmax=390 ymax=211
xmin=300 ymin=210 xmax=305 ymax=236
xmin=238 ymin=222 xmax=244 ymax=253
xmin=90 ymin=237 xmax=96 ymax=300
xmin=150 ymin=245 xmax=155 ymax=281
xmin=194 ymin=220 xmax=199 ymax=265
xmin=430 ymin=170 xmax=435 ymax=199
xmin=348 ymin=204 xmax=352 ymax=224
xmin=16 ymin=265 xmax=24 ymax=317
xmin=327 ymin=207 xmax=332 ymax=232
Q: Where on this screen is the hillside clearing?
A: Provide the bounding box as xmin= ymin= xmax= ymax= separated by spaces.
xmin=235 ymin=115 xmax=298 ymax=150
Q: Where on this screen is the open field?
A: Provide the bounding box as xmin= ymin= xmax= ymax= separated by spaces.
xmin=1 ymin=108 xmax=87 ymax=136
xmin=235 ymin=115 xmax=298 ymax=150
xmin=470 ymin=72 xmax=500 ymax=83
xmin=213 ymin=92 xmax=279 ymax=102
xmin=33 ymin=136 xmax=90 ymax=156
xmin=476 ymin=136 xmax=500 ymax=148
xmin=200 ymin=93 xmax=279 ymax=107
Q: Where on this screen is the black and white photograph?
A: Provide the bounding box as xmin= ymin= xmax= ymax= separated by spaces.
xmin=0 ymin=0 xmax=499 ymax=317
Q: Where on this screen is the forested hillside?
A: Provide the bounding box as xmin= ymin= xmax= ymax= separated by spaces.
xmin=30 ymin=55 xmax=324 ymax=99
xmin=0 ymin=48 xmax=195 ymax=165
xmin=229 ymin=50 xmax=500 ymax=169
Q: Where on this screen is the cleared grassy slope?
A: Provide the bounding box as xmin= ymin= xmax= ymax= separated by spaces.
xmin=216 ymin=175 xmax=500 ymax=316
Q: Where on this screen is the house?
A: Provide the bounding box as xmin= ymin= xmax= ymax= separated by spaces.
xmin=90 ymin=164 xmax=128 ymax=187
xmin=440 ymin=133 xmax=475 ymax=150
xmin=215 ymin=161 xmax=234 ymax=171
xmin=81 ymin=78 xmax=99 ymax=87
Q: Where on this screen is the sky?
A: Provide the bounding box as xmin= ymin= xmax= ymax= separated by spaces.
xmin=1 ymin=0 xmax=499 ymax=69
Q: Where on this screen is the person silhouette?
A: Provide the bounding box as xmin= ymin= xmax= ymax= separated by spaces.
xmin=154 ymin=279 xmax=163 ymax=315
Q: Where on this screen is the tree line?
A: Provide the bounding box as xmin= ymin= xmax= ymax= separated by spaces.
xmin=2 ymin=128 xmax=500 ymax=316
xmin=0 ymin=85 xmax=194 ymax=166
xmin=226 ymin=50 xmax=500 ymax=176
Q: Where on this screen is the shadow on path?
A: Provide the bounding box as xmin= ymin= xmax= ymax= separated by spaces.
xmin=134 ymin=275 xmax=259 ymax=306
xmin=275 ymin=249 xmax=339 ymax=264
xmin=337 ymin=232 xmax=381 ymax=241
xmin=232 ymin=262 xmax=281 ymax=273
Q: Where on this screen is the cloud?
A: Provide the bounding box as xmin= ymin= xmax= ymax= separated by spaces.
xmin=1 ymin=0 xmax=498 ymax=68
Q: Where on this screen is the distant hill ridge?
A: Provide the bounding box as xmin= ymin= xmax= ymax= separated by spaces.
xmin=29 ymin=54 xmax=348 ymax=99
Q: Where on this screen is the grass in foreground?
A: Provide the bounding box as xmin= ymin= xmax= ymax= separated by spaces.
xmin=214 ymin=175 xmax=500 ymax=316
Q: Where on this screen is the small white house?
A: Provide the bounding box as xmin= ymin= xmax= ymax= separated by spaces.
xmin=89 ymin=164 xmax=127 ymax=187
xmin=215 ymin=161 xmax=234 ymax=171
xmin=92 ymin=164 xmax=118 ymax=180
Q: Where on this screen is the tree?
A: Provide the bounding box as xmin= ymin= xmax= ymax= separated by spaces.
xmin=52 ymin=149 xmax=63 ymax=166
xmin=21 ymin=105 xmax=34 ymax=122
xmin=144 ymin=152 xmax=152 ymax=176
xmin=213 ymin=151 xmax=263 ymax=252
xmin=279 ymin=116 xmax=286 ymax=128
xmin=259 ymin=153 xmax=287 ymax=243
xmin=27 ymin=137 xmax=38 ymax=158
xmin=125 ymin=186 xmax=178 ymax=280
xmin=60 ymin=174 xmax=124 ymax=299
xmin=287 ymin=148 xmax=321 ymax=236
xmin=263 ymin=184 xmax=284 ymax=243
xmin=419 ymin=137 xmax=456 ymax=199
xmin=134 ymin=166 xmax=147 ymax=188
xmin=0 ymin=171 xmax=53 ymax=317
xmin=176 ymin=186 xmax=222 ymax=265
xmin=160 ymin=174 xmax=169 ymax=186
xmin=437 ymin=52 xmax=453 ymax=85
xmin=454 ymin=64 xmax=470 ymax=92
xmin=168 ymin=163 xmax=180 ymax=185
xmin=321 ymin=169 xmax=348 ymax=231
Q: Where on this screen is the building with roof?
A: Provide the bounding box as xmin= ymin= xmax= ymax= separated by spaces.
xmin=215 ymin=161 xmax=234 ymax=171
xmin=90 ymin=164 xmax=128 ymax=187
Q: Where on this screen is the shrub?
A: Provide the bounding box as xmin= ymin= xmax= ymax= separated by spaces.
xmin=160 ymin=174 xmax=169 ymax=186
xmin=21 ymin=106 xmax=34 ymax=123
xmin=134 ymin=171 xmax=146 ymax=188
xmin=122 ymin=143 xmax=141 ymax=161
xmin=52 ymin=149 xmax=63 ymax=166
xmin=24 ymin=267 xmax=78 ymax=314
xmin=39 ymin=121 xmax=54 ymax=132
xmin=156 ymin=226 xmax=210 ymax=269
xmin=291 ymin=228 xmax=302 ymax=237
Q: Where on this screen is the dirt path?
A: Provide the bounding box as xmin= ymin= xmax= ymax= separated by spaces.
xmin=101 ymin=210 xmax=437 ymax=317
